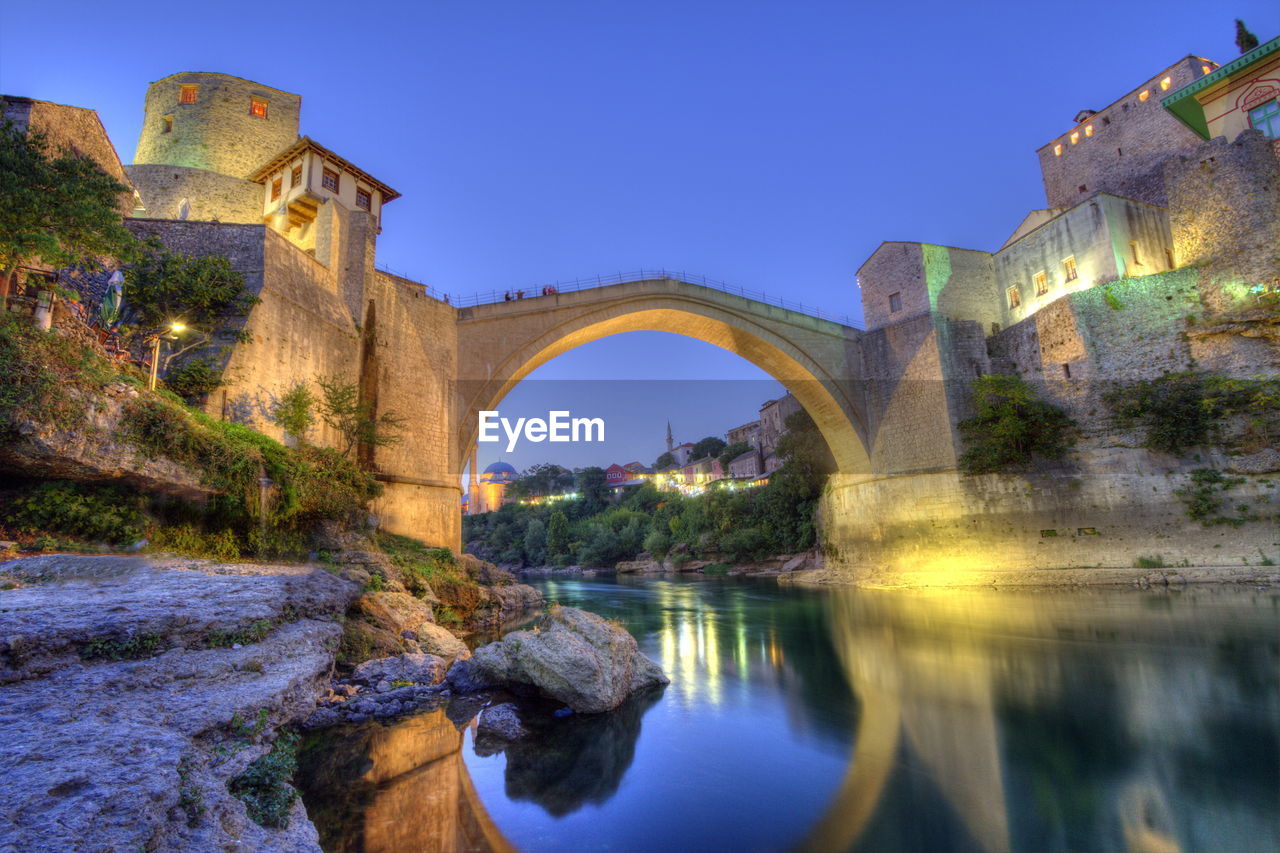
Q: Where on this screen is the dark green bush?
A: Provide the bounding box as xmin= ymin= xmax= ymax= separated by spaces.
xmin=958 ymin=375 xmax=1076 ymax=474
xmin=7 ymin=481 xmax=145 ymax=545
xmin=163 ymin=357 xmax=223 ymax=404
xmin=227 ymin=730 xmax=299 ymax=828
xmin=1105 ymin=372 xmax=1280 ymax=456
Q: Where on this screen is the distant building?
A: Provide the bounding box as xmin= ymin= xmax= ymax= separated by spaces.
xmin=669 ymin=442 xmax=696 ymax=467
xmin=727 ymin=419 xmax=761 ymax=448
xmin=606 ymin=462 xmax=652 ymax=492
xmin=471 ymin=461 xmax=517 ymax=514
xmin=758 ymin=394 xmax=802 ymax=472
xmin=727 ymin=449 xmax=763 ymax=480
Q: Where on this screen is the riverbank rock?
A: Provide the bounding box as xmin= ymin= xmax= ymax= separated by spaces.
xmin=448 ymin=606 xmax=668 ymax=713
xmin=615 ymin=559 xmax=663 ymax=573
xmin=0 ymin=554 xmax=360 ymax=852
xmin=351 ymin=653 xmax=449 ymax=688
xmin=478 ymin=702 xmax=527 ymax=741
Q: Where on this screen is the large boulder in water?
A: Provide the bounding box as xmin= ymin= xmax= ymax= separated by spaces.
xmin=447 ymin=606 xmax=668 ymax=713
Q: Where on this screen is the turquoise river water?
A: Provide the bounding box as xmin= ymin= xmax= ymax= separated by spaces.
xmin=297 ymin=575 xmax=1280 ymax=853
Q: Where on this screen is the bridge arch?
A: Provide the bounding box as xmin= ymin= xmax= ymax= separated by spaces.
xmin=455 ymin=279 xmax=870 ymax=475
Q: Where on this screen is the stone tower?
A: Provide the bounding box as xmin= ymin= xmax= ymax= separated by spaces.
xmin=134 ymin=72 xmax=301 ymax=178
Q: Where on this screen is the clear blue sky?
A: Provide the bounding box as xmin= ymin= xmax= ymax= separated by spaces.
xmin=3 ymin=1 xmax=1275 ymax=471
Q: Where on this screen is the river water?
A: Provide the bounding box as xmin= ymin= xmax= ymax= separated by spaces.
xmin=296 ymin=575 xmax=1280 ymax=853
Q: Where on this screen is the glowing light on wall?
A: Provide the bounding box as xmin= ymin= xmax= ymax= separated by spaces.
xmin=1070 ymin=132 xmax=1079 ymax=145
xmin=1159 ymin=76 xmax=1172 ymax=91
xmin=1053 ymin=144 xmax=1063 ymax=157
xmin=1084 ymin=124 xmax=1094 ymax=137
xmin=1139 ymin=89 xmax=1150 ymax=102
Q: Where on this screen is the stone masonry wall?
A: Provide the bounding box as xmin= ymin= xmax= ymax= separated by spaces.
xmin=1037 ymin=57 xmax=1211 ymax=208
xmin=3 ymin=98 xmax=133 ymax=214
xmin=125 ymin=164 xmax=262 ymax=224
xmin=133 ymin=72 xmax=301 ymax=180
xmin=1164 ymin=129 xmax=1280 ymax=312
xmin=858 ymin=242 xmax=999 ymax=333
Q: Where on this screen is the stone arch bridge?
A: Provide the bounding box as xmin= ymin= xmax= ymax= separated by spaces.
xmin=453 ymin=276 xmax=872 ymax=475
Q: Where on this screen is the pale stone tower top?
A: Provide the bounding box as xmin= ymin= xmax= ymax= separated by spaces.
xmin=134 ymin=72 xmax=301 ymax=179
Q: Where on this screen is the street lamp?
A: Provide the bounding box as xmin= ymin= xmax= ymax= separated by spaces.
xmin=148 ymin=321 xmax=187 ymax=390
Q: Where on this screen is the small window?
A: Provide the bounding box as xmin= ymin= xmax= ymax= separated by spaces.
xmin=162 ymin=115 xmax=173 ymax=134
xmin=1138 ymin=89 xmax=1150 ymax=102
xmin=291 ymin=164 xmax=303 ymax=187
xmin=1248 ymin=99 xmax=1280 ymax=140
xmin=179 ymin=85 xmax=198 ymax=104
xmin=1053 ymin=143 xmax=1063 ymax=157
xmin=322 ymin=168 xmax=339 ymax=192
xmin=1201 ymin=64 xmax=1212 ymax=75
xmin=355 ymin=187 xmax=372 ymax=211
xmin=1078 ymin=184 xmax=1088 ymax=193
xmin=1084 ymin=124 xmax=1094 ymax=137
xmin=271 ymin=177 xmax=282 ymax=200
xmin=1062 ymin=363 xmax=1072 ymax=379
xmin=1034 ymin=271 xmax=1049 ymax=296
xmin=250 ymin=98 xmax=268 ymax=118
xmin=1160 ymin=76 xmax=1172 ymax=91
xmin=1006 ymin=285 xmax=1021 ymax=309
xmin=1062 ymin=256 xmax=1078 ymax=282
xmin=888 ymin=292 xmax=902 ymax=313
xmin=1070 ymin=131 xmax=1079 ymax=145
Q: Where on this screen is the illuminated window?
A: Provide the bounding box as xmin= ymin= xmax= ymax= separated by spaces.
xmin=250 ymin=98 xmax=268 ymax=118
xmin=1034 ymin=271 xmax=1049 ymax=296
xmin=888 ymin=291 xmax=902 ymax=313
xmin=322 ymin=168 xmax=339 ymax=192
xmin=1053 ymin=144 xmax=1063 ymax=157
xmin=355 ymin=187 xmax=372 ymax=210
xmin=1006 ymin=285 xmax=1021 ymax=309
xmin=1062 ymin=256 xmax=1077 ymax=282
xmin=1139 ymin=89 xmax=1150 ymax=102
xmin=1070 ymin=131 xmax=1080 ymax=145
xmin=1201 ymin=64 xmax=1212 ymax=74
xmin=1248 ymin=99 xmax=1280 ymax=140
xmin=1084 ymin=124 xmax=1094 ymax=137
xmin=291 ymin=165 xmax=303 ymax=187
xmin=1160 ymin=76 xmax=1172 ymax=91
xmin=162 ymin=115 xmax=173 ymax=133
xmin=179 ymin=85 xmax=198 ymax=104
xmin=271 ymin=177 xmax=282 ymax=200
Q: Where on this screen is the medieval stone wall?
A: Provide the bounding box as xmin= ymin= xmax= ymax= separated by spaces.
xmin=858 ymin=242 xmax=1000 ymax=333
xmin=125 ymin=164 xmax=262 ymax=224
xmin=3 ymin=98 xmax=133 ymax=214
xmin=133 ymin=72 xmax=300 ymax=180
xmin=1165 ymin=129 xmax=1280 ymax=311
xmin=822 ymin=453 xmax=1279 ymax=578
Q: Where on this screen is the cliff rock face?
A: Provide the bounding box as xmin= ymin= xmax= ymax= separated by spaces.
xmin=0 ymin=383 xmax=210 ymax=498
xmin=0 ymin=555 xmax=360 ymax=852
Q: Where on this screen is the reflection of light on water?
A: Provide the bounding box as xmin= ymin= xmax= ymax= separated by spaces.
xmin=650 ymin=581 xmax=735 ymax=707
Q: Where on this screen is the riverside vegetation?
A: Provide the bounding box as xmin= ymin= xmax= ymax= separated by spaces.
xmin=464 ymin=409 xmax=835 ymax=568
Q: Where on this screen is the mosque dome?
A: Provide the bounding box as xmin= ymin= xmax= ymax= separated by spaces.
xmin=480 ymin=461 xmax=518 ymax=484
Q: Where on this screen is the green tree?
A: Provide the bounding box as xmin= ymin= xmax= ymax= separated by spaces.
xmin=690 ymin=436 xmax=727 ymax=461
xmin=523 ymin=518 xmax=547 ymax=565
xmin=775 ymin=410 xmax=836 ymax=489
xmin=654 ymin=451 xmax=676 ymax=470
xmin=1235 ymin=19 xmax=1259 ymax=54
xmin=315 ymin=373 xmax=406 ymax=459
xmin=576 ymin=466 xmax=609 ymax=514
xmin=718 ymin=441 xmax=751 ymax=472
xmin=958 ymin=375 xmax=1076 ymax=474
xmin=270 ymin=380 xmax=317 ymax=443
xmin=0 ymin=118 xmax=137 ymax=299
xmin=546 ymin=510 xmax=570 ymax=558
xmin=122 ymin=239 xmax=259 ymax=370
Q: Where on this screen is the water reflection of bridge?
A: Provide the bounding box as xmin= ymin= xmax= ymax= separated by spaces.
xmin=297 ymin=707 xmax=516 ymax=853
xmin=802 ymin=589 xmax=1280 ymax=853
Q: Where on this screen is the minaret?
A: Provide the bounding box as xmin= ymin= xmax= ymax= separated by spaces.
xmin=666 ymin=421 xmax=674 ymax=452
xmin=468 ymin=446 xmax=480 ymax=515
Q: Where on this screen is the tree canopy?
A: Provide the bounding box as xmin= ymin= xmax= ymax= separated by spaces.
xmin=690 ymin=436 xmax=727 ymax=461
xmin=0 ymin=118 xmax=136 ymax=280
xmin=957 ymin=375 xmax=1076 ymax=474
xmin=1235 ymin=19 xmax=1259 ymax=54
